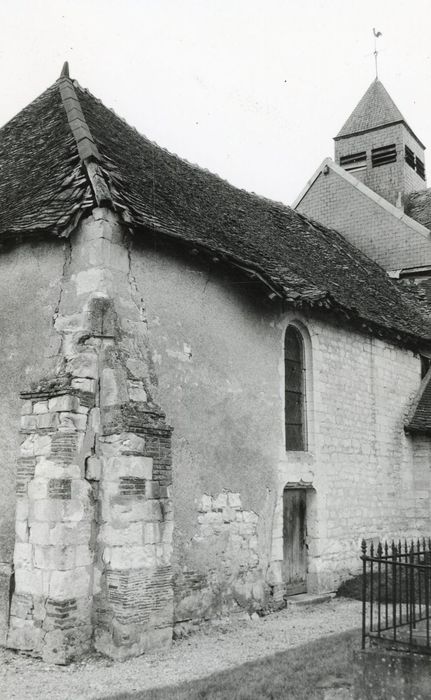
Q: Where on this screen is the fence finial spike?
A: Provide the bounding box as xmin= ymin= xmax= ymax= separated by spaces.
xmin=361 ymin=539 xmax=367 ymax=554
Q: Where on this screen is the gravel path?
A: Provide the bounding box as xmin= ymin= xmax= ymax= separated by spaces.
xmin=0 ymin=597 xmax=362 ymax=700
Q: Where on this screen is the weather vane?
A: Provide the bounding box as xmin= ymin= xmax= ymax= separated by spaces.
xmin=373 ymin=28 xmax=382 ymax=80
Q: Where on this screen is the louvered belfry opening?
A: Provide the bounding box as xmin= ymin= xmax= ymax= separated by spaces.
xmin=371 ymin=144 xmax=397 ymax=168
xmin=339 ymin=151 xmax=367 ymax=172
xmin=284 ymin=326 xmax=306 ymax=451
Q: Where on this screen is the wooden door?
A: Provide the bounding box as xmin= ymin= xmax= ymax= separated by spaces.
xmin=283 ymin=488 xmax=307 ymax=595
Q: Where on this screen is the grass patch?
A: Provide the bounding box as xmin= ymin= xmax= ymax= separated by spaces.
xmin=108 ymin=628 xmax=360 ymax=700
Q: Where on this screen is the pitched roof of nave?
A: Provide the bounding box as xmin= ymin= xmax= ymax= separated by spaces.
xmin=0 ymin=65 xmax=430 ymax=347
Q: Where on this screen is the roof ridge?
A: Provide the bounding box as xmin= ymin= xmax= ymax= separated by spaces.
xmin=57 ymin=71 xmax=112 ymax=208
xmin=72 ymin=80 xmax=294 ymax=211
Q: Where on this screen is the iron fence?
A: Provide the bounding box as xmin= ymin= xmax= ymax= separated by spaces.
xmin=361 ymin=538 xmax=431 ymax=654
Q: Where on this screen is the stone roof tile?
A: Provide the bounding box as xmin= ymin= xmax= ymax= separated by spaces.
xmin=336 ymin=80 xmax=411 ymax=140
xmin=0 ymin=77 xmax=431 ymax=347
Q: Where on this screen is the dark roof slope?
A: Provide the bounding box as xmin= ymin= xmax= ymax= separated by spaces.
xmin=0 ymin=76 xmax=431 ymax=346
xmin=405 ymin=189 xmax=431 ymax=230
xmin=0 ymin=83 xmax=92 ymax=238
xmin=335 ymin=79 xmax=421 ymax=144
xmin=405 ymin=369 xmax=431 ymax=435
xmin=76 ymin=84 xmax=431 ymax=344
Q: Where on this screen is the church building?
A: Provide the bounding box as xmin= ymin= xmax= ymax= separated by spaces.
xmin=0 ymin=65 xmax=430 ymax=663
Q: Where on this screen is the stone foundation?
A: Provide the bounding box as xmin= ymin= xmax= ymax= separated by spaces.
xmin=174 ymin=491 xmax=268 ymax=629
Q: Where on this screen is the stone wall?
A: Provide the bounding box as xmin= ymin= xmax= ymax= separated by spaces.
xmin=0 ymin=239 xmax=66 ymax=645
xmin=3 ymin=217 xmax=430 ymax=660
xmin=174 ymin=491 xmax=265 ymax=632
xmin=130 ymin=240 xmax=430 ymax=601
xmin=6 ymin=210 xmax=174 ymax=662
xmin=277 ymin=314 xmax=431 ymax=592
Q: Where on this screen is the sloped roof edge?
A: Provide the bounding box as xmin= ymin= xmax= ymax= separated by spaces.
xmin=1 ymin=72 xmax=431 ymax=347
xmin=335 ymin=79 xmax=424 ymax=148
xmin=292 ymin=158 xmax=430 ymax=239
xmin=405 ymin=367 xmax=431 ymax=435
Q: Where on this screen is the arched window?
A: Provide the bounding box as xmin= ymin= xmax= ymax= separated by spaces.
xmin=284 ymin=326 xmax=306 ymax=451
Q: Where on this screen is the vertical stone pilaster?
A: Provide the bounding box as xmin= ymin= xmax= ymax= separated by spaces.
xmin=8 ymin=386 xmax=96 ymax=663
xmin=7 ymin=207 xmax=174 ymax=662
xmin=93 ymin=354 xmax=174 ymax=660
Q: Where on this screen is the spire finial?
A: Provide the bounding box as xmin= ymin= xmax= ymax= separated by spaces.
xmin=60 ymin=61 xmax=70 ymax=79
xmin=373 ymin=28 xmax=382 ymax=80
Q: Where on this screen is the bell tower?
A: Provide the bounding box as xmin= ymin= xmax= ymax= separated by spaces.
xmin=334 ymin=80 xmax=426 ymax=207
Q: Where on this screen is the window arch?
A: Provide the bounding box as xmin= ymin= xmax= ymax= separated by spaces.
xmin=284 ymin=325 xmax=307 ymax=451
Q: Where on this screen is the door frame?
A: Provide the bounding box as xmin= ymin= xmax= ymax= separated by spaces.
xmin=282 ymin=483 xmax=315 ymax=596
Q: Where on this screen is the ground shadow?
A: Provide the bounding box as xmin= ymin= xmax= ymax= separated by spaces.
xmin=104 ymin=628 xmax=360 ymax=700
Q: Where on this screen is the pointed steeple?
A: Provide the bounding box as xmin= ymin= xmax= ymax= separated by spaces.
xmin=336 ymin=79 xmax=408 ymax=140
xmin=334 ymin=79 xmax=426 ymax=206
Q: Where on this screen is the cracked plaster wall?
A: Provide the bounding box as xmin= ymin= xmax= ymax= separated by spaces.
xmin=130 ymin=243 xmax=280 ymax=619
xmin=0 ymin=239 xmax=66 ymax=644
xmin=129 ymin=242 xmax=431 ymax=607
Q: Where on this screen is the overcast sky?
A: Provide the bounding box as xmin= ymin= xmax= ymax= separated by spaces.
xmin=1 ymin=0 xmax=430 ymax=205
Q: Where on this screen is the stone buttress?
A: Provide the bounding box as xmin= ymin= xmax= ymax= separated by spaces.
xmin=7 ymin=208 xmax=174 ymax=662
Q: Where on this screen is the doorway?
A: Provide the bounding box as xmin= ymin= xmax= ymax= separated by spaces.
xmin=283 ymin=487 xmax=307 ymax=595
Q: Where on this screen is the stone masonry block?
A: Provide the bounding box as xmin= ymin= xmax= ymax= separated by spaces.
xmin=142 ymin=500 xmax=162 ymax=522
xmin=36 ymin=412 xmax=59 ymax=431
xmin=14 ymin=567 xmax=45 ymax=596
xmin=85 ymin=456 xmax=101 ymax=481
xmin=99 ymin=522 xmax=143 ymax=547
xmin=48 ymin=521 xmax=92 ymax=547
xmin=20 ymin=415 xmax=37 ymax=431
xmin=7 ymin=621 xmax=44 ymax=653
xmin=161 ymin=521 xmax=173 ymax=544
xmin=103 ymin=455 xmax=153 ymax=480
xmin=29 ymin=522 xmax=50 ymax=545
xmin=21 ymin=400 xmax=33 ymax=415
xmin=127 ymin=381 xmax=147 ymax=403
xmin=145 ymin=480 xmax=160 ymax=499
xmin=58 ymin=412 xmax=88 ymax=432
xmin=49 ymin=567 xmax=91 ymax=599
xmin=227 ymin=492 xmax=242 ymax=509
xmin=27 ymin=478 xmax=49 ymax=500
xmin=144 ymin=522 xmax=161 ymax=544
xmin=33 ymin=401 xmax=49 ymax=414
xmin=30 ymin=499 xmax=86 ymax=523
xmin=197 ymin=494 xmax=212 ymax=512
xmin=33 ymin=545 xmax=76 ymax=571
xmin=34 ymin=460 xmax=80 ymax=480
xmin=68 ymin=353 xmax=98 ymax=380
xmin=71 ymin=377 xmax=96 ymax=393
xmin=15 ymin=520 xmax=29 ymax=543
xmin=16 ymin=498 xmax=29 ymax=522
xmin=14 ymin=543 xmax=33 ymax=569
xmin=106 ymin=544 xmax=156 ymax=569
xmin=100 ymin=368 xmax=119 ymax=406
xmin=213 ymin=493 xmax=228 ymax=510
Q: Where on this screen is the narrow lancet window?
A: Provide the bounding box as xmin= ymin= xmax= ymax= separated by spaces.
xmin=284 ymin=326 xmax=306 ymax=451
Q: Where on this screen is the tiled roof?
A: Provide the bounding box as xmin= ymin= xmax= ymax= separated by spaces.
xmin=405 ymin=189 xmax=431 ymax=231
xmin=0 ymin=83 xmax=92 ymax=238
xmin=335 ymin=80 xmax=415 ymax=141
xmin=405 ymin=369 xmax=431 ymax=435
xmin=0 ymin=75 xmax=431 ymax=346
